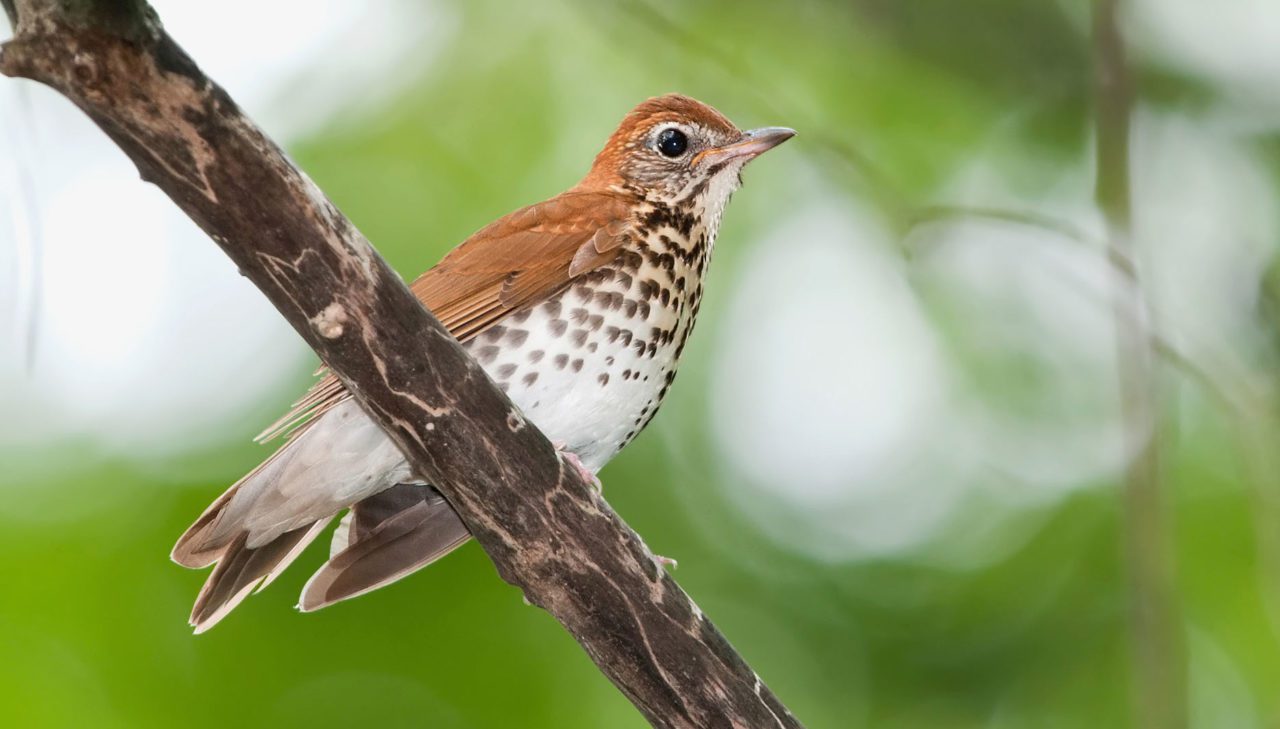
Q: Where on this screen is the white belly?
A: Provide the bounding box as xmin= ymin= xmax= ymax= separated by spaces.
xmin=463 ymin=265 xmax=690 ymax=471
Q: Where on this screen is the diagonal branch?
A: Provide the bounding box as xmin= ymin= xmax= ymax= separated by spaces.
xmin=0 ymin=2 xmax=802 ymax=727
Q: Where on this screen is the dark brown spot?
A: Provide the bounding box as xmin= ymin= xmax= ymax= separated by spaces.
xmin=570 ymin=307 xmax=589 ymax=325
xmin=483 ymin=326 xmax=507 ymax=342
xmin=511 ymin=309 xmax=532 ymax=324
xmin=622 ymin=250 xmax=644 ymax=270
xmin=587 ymin=342 xmax=598 ymax=353
xmin=496 ymin=363 xmax=517 ymax=380
xmin=474 ymin=345 xmax=500 ymax=365
xmin=507 ymin=329 xmax=529 ymax=346
xmin=605 ymin=326 xmax=621 ymax=343
xmin=594 ymin=291 xmax=624 ymax=310
xmin=605 ymin=356 xmax=615 ymax=366
xmin=571 ymin=358 xmax=584 ymax=372
xmin=675 ymin=336 xmax=690 ymax=359
xmin=554 ymin=354 xmax=569 ymax=370
xmin=549 ymin=319 xmax=568 ymax=337
xmin=638 ymin=400 xmax=661 ymax=430
xmin=587 ymin=314 xmax=604 ymax=330
xmin=522 ymin=372 xmax=539 ymax=386
xmin=529 ymin=349 xmax=545 ymax=363
xmin=570 ymin=329 xmax=588 ymax=347
xmin=623 ymin=300 xmax=638 ymax=318
xmin=598 ymin=373 xmax=610 ymax=386
xmin=643 ymin=204 xmax=697 ymax=238
xmin=543 ymin=300 xmax=562 ymax=318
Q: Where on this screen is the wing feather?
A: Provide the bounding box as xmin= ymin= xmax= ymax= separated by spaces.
xmin=256 ymin=191 xmax=633 ymax=443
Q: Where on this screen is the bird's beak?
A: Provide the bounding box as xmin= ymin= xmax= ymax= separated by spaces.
xmin=696 ymin=126 xmax=796 ymax=166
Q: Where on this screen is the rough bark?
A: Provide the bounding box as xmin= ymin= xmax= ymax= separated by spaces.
xmin=0 ymin=2 xmax=802 ymax=727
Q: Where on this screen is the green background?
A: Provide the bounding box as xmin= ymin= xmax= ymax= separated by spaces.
xmin=4 ymin=0 xmax=1280 ymax=727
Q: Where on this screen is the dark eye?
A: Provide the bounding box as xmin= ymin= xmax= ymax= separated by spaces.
xmin=656 ymin=128 xmax=688 ymax=158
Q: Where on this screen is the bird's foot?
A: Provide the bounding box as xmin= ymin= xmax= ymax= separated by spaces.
xmin=654 ymin=554 xmax=678 ymax=570
xmin=553 ymin=441 xmax=602 ymax=492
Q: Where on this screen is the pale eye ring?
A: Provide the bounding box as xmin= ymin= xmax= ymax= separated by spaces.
xmin=655 ymin=127 xmax=688 ymax=158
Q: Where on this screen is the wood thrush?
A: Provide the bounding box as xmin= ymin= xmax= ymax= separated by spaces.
xmin=171 ymin=94 xmax=794 ymax=631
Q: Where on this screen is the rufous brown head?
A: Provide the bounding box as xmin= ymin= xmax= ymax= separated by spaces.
xmin=579 ymin=94 xmax=794 ymax=210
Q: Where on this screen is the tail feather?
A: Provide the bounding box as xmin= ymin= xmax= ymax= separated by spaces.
xmin=189 ymin=520 xmax=327 ymax=634
xmin=171 ymin=479 xmax=251 ymax=569
xmin=176 ymin=399 xmax=413 ymax=565
xmin=171 ymin=444 xmax=296 ymax=568
xmin=299 ymin=484 xmax=470 ymax=612
xmin=172 ymin=400 xmax=461 ymax=631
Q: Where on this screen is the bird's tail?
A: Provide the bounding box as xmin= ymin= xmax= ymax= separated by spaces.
xmin=299 ymin=484 xmax=471 ymax=612
xmin=186 ymin=521 xmax=328 ymax=633
xmin=170 ymin=422 xmax=471 ymax=626
xmin=173 ymin=398 xmax=441 ymax=631
xmin=173 ymin=481 xmax=471 ymax=632
xmin=171 ymin=447 xmax=331 ymax=633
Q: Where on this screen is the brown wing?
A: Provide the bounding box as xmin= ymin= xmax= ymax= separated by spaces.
xmin=254 ymin=191 xmax=633 ymax=443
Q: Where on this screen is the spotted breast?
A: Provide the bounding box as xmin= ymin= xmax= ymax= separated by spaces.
xmin=464 ymin=205 xmax=710 ymax=470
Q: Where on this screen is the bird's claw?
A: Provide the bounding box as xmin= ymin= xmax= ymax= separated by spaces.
xmin=654 ymin=555 xmax=678 ymax=570
xmin=553 ymin=441 xmax=602 ymax=492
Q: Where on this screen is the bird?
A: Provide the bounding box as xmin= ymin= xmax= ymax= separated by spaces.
xmin=171 ymin=93 xmax=794 ymax=632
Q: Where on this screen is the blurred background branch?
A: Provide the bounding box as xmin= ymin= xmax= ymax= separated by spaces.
xmin=1093 ymin=1 xmax=1188 ymax=728
xmin=1240 ymin=259 xmax=1280 ymax=722
xmin=907 ymin=205 xmax=1104 ymax=249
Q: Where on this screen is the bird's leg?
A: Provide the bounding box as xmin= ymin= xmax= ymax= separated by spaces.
xmin=553 ymin=441 xmax=602 ymax=492
xmin=552 ymin=443 xmax=672 ymax=567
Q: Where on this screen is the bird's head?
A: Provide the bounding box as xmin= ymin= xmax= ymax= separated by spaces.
xmin=580 ymin=94 xmax=794 ymax=217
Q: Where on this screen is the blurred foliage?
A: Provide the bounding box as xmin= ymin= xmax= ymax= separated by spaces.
xmin=4 ymin=0 xmax=1280 ymax=727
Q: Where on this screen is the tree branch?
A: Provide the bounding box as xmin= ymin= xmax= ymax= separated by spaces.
xmin=0 ymin=2 xmax=801 ymax=727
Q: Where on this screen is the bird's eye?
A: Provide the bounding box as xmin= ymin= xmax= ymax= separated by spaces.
xmin=656 ymin=128 xmax=688 ymax=158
